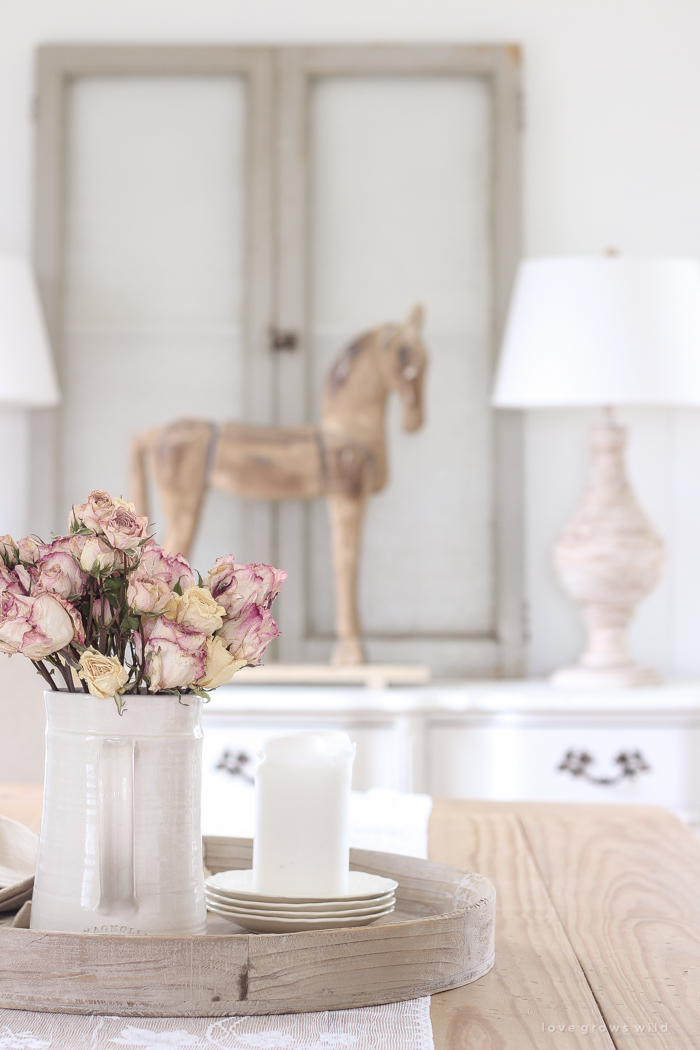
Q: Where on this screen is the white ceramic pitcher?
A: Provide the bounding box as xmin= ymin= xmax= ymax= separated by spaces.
xmin=30 ymin=691 xmax=207 ymax=936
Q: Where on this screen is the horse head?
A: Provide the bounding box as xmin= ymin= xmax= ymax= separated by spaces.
xmin=383 ymin=305 xmax=428 ymax=432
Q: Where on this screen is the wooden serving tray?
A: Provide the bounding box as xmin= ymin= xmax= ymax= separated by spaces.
xmin=0 ymin=836 xmax=495 ymax=1017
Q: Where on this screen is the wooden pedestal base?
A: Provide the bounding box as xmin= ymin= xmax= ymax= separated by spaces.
xmin=550 ymin=662 xmax=661 ymax=689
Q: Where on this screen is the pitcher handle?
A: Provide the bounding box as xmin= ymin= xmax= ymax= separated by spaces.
xmin=99 ymin=737 xmax=137 ymax=913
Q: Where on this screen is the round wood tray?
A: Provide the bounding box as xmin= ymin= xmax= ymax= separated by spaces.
xmin=0 ymin=836 xmax=495 ymax=1017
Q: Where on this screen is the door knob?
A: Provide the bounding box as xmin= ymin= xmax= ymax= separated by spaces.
xmin=269 ymin=327 xmax=299 ymax=351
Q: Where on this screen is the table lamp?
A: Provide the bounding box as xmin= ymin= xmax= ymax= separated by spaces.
xmin=0 ymin=257 xmax=60 ymax=408
xmin=493 ymin=256 xmax=700 ymax=687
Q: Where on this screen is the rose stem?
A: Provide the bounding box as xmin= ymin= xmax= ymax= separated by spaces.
xmin=46 ymin=654 xmax=74 ymax=692
xmin=118 ymin=552 xmax=127 ymax=663
xmin=57 ymin=656 xmax=75 ymax=692
xmin=32 ymin=660 xmax=57 ymax=691
xmin=85 ymin=578 xmax=94 ymax=640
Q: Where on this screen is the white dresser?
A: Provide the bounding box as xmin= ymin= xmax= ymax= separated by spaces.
xmin=203 ymin=680 xmax=700 ymax=825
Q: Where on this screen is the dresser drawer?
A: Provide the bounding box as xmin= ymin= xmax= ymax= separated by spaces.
xmin=427 ymin=720 xmax=700 ymax=809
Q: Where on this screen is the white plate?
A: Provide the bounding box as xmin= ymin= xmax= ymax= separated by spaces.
xmin=205 ymin=869 xmax=398 ymax=903
xmin=204 ymin=887 xmax=396 ymax=913
xmin=204 ymin=895 xmax=395 ymax=920
xmin=205 ymin=902 xmax=395 ymax=933
xmin=205 ymin=903 xmax=395 ymax=922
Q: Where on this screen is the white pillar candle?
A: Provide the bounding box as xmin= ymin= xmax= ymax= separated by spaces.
xmin=253 ymin=731 xmax=356 ymax=898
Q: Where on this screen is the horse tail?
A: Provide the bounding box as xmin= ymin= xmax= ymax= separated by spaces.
xmin=129 ymin=428 xmax=153 ymax=518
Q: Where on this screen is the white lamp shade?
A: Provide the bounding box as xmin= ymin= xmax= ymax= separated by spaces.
xmin=0 ymin=257 xmax=60 ymax=408
xmin=492 ymin=256 xmax=700 ymax=408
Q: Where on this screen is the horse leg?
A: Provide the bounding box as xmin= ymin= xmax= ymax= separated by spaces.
xmin=129 ymin=427 xmax=161 ymax=518
xmin=151 ymin=421 xmax=214 ymax=559
xmin=326 ymin=491 xmax=366 ymax=665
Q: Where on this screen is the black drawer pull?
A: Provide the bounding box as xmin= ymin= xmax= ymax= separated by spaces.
xmin=215 ymin=747 xmax=255 ymax=784
xmin=557 ymin=749 xmax=651 ymax=786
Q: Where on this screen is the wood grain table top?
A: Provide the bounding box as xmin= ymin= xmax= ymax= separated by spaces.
xmin=2 ymin=786 xmax=698 ymax=1048
xmin=429 ymin=799 xmax=700 ymax=1049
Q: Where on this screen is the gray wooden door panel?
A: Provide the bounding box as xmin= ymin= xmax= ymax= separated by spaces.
xmin=274 ymin=45 xmax=523 ymax=675
xmin=32 ymin=46 xmax=276 ymax=571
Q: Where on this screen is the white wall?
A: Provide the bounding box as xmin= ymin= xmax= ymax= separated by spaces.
xmin=2 ymin=0 xmax=700 ymax=701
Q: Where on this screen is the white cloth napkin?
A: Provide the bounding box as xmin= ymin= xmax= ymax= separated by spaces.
xmin=0 ymin=997 xmax=434 ymax=1050
xmin=0 ymin=814 xmax=38 ymax=887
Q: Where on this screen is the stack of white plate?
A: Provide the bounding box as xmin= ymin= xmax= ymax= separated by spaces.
xmin=205 ymin=869 xmax=398 ymax=932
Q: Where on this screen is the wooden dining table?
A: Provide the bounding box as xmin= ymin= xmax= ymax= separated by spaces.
xmin=2 ymin=784 xmax=699 ymax=1049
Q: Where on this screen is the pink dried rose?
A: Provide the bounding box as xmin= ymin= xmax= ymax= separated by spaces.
xmin=217 ymin=604 xmax=281 ymax=664
xmin=17 ymin=536 xmax=42 ymax=566
xmin=0 ymin=563 xmax=33 ymax=599
xmin=100 ymin=503 xmax=149 ymax=551
xmin=90 ymin=593 xmax=114 ymax=629
xmin=127 ymin=574 xmax=177 ymax=616
xmin=0 ymin=562 xmax=30 ymax=597
xmin=138 ymin=617 xmax=207 ymax=691
xmin=0 ymin=564 xmax=22 ymax=596
xmin=44 ymin=534 xmax=86 ymax=557
xmin=59 ymin=596 xmax=85 ymax=644
xmin=13 ymin=564 xmax=31 ymax=593
xmin=207 ymin=557 xmax=287 ymax=617
xmin=0 ymin=590 xmax=75 ymax=659
xmin=252 ymin=564 xmax=287 ymax=607
xmin=31 ymin=536 xmax=88 ymax=600
xmin=70 ymin=490 xmax=114 ymax=533
xmin=139 ymin=542 xmax=196 ymax=592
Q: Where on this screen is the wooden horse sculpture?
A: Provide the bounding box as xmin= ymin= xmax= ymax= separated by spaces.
xmin=130 ymin=306 xmax=428 ymax=664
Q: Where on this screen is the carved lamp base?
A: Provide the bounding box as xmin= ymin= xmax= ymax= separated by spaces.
xmin=550 ymin=412 xmax=665 ymax=689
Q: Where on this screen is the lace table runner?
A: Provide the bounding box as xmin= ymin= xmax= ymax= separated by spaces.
xmin=0 ymin=998 xmax=434 ymax=1050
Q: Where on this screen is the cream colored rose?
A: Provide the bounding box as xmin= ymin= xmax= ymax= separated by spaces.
xmin=175 ymin=586 xmax=225 ymax=635
xmin=197 ymin=635 xmax=245 ymax=689
xmin=78 ymin=648 xmax=128 ymax=699
xmin=80 ymin=536 xmax=120 ymax=575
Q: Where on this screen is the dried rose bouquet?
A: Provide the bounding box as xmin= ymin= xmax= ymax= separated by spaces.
xmin=0 ymin=490 xmax=285 ymax=711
